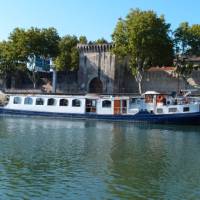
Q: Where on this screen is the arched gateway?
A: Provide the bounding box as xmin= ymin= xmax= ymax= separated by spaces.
xmin=77 ymin=44 xmax=115 ymax=94
xmin=89 ymin=77 xmax=103 ymax=93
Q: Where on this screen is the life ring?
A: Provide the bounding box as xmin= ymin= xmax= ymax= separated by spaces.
xmin=157 ymin=95 xmax=163 ymax=103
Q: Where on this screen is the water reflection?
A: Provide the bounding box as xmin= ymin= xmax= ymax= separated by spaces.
xmin=109 ymin=123 xmax=200 ymax=199
xmin=0 ymin=116 xmax=200 ymax=199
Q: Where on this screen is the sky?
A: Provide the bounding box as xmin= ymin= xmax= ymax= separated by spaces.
xmin=0 ymin=0 xmax=200 ymax=42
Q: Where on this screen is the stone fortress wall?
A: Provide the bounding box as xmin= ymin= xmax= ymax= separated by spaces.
xmin=2 ymin=43 xmax=200 ymax=94
xmin=77 ymin=44 xmax=200 ymax=94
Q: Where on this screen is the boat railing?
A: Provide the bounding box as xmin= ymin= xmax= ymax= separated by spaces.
xmin=156 ymin=96 xmax=200 ymax=107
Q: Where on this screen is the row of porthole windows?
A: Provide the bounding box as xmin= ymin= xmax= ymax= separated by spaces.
xmin=13 ymin=97 xmax=112 ymax=108
xmin=13 ymin=97 xmax=81 ymax=107
xmin=157 ymin=107 xmax=190 ymax=114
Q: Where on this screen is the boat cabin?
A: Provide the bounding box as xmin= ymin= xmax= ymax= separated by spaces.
xmin=5 ymin=94 xmax=139 ymax=115
xmin=4 ymin=91 xmax=200 ymax=116
xmin=143 ymin=91 xmax=200 ymax=115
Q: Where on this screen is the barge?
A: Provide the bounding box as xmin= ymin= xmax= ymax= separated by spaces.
xmin=0 ymin=91 xmax=200 ymax=125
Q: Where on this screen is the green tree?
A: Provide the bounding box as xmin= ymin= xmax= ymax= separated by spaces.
xmin=112 ymin=9 xmax=174 ymax=94
xmin=188 ymin=25 xmax=200 ymax=55
xmin=54 ymin=35 xmax=79 ymax=71
xmin=79 ymin=36 xmax=87 ymax=44
xmin=9 ymin=28 xmax=28 ymax=63
xmin=0 ymin=41 xmax=16 ymax=88
xmin=111 ymin=18 xmax=128 ymax=58
xmin=8 ymin=27 xmax=60 ymax=88
xmin=174 ymin=22 xmax=190 ymax=54
xmin=39 ymin=27 xmax=60 ymax=57
xmin=9 ymin=27 xmax=60 ymax=59
xmin=94 ymin=38 xmax=108 ymax=44
xmin=174 ymin=22 xmax=200 ymax=56
xmin=174 ymin=23 xmax=200 ymax=84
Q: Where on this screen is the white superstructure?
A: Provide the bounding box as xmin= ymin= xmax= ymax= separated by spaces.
xmin=2 ymin=91 xmax=200 ymax=116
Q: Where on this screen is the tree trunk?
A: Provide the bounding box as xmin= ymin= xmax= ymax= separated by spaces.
xmin=2 ymin=75 xmax=6 ymax=91
xmin=33 ymin=72 xmax=36 ymax=89
xmin=33 ymin=82 xmax=36 ymax=89
xmin=135 ymin=70 xmax=143 ymax=95
xmin=28 ymin=71 xmax=37 ymax=89
xmin=138 ymin=80 xmax=142 ymax=95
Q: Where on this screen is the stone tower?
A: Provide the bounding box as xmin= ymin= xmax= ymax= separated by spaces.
xmin=77 ymin=44 xmax=116 ymax=93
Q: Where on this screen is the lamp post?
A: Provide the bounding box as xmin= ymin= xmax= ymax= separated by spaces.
xmin=50 ymin=59 xmax=57 ymax=93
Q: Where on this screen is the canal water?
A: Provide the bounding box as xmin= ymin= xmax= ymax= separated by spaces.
xmin=0 ymin=116 xmax=200 ymax=200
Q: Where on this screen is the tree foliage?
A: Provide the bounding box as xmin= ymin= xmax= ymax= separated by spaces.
xmin=94 ymin=38 xmax=108 ymax=44
xmin=54 ymin=35 xmax=79 ymax=71
xmin=175 ymin=22 xmax=200 ymax=56
xmin=174 ymin=23 xmax=200 ymax=80
xmin=0 ymin=41 xmax=16 ymax=83
xmin=7 ymin=27 xmax=60 ymax=88
xmin=9 ymin=27 xmax=60 ymax=60
xmin=0 ymin=27 xmax=82 ymax=88
xmin=174 ymin=22 xmax=190 ymax=54
xmin=111 ymin=18 xmax=128 ymax=58
xmin=188 ymin=25 xmax=200 ymax=55
xmin=112 ymin=9 xmax=174 ymax=93
xmin=79 ymin=36 xmax=88 ymax=44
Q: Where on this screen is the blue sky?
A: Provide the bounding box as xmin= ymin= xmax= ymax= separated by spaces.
xmin=0 ymin=0 xmax=200 ymax=42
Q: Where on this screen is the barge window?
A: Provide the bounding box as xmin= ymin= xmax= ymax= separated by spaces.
xmin=102 ymin=100 xmax=111 ymax=108
xmin=72 ymin=99 xmax=81 ymax=107
xmin=60 ymin=99 xmax=68 ymax=106
xmin=24 ymin=97 xmax=33 ymax=105
xmin=13 ymin=97 xmax=22 ymax=104
xmin=36 ymin=98 xmax=44 ymax=105
xmin=129 ymin=98 xmax=141 ymax=109
xmin=183 ymin=107 xmax=190 ymax=112
xmin=130 ymin=98 xmax=136 ymax=104
xmin=157 ymin=108 xmax=163 ymax=114
xmin=129 ymin=98 xmax=136 ymax=108
xmin=169 ymin=107 xmax=177 ymax=113
xmin=145 ymin=95 xmax=153 ymax=103
xmin=47 ymin=98 xmax=56 ymax=106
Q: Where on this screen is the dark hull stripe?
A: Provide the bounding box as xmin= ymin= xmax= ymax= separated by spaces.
xmin=0 ymin=108 xmax=200 ymax=125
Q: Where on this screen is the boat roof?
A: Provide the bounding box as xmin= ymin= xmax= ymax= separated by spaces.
xmin=7 ymin=93 xmax=135 ymax=100
xmin=143 ymin=91 xmax=160 ymax=95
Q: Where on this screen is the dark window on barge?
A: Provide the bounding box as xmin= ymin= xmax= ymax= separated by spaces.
xmin=72 ymin=99 xmax=81 ymax=107
xmin=47 ymin=98 xmax=56 ymax=106
xmin=157 ymin=108 xmax=163 ymax=114
xmin=168 ymin=107 xmax=177 ymax=113
xmin=183 ymin=107 xmax=190 ymax=112
xmin=102 ymin=100 xmax=111 ymax=108
xmin=24 ymin=97 xmax=33 ymax=105
xmin=60 ymin=99 xmax=68 ymax=106
xmin=36 ymin=98 xmax=44 ymax=105
xmin=13 ymin=97 xmax=22 ymax=104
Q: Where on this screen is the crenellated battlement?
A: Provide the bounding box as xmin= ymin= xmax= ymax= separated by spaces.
xmin=77 ymin=43 xmax=114 ymax=52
